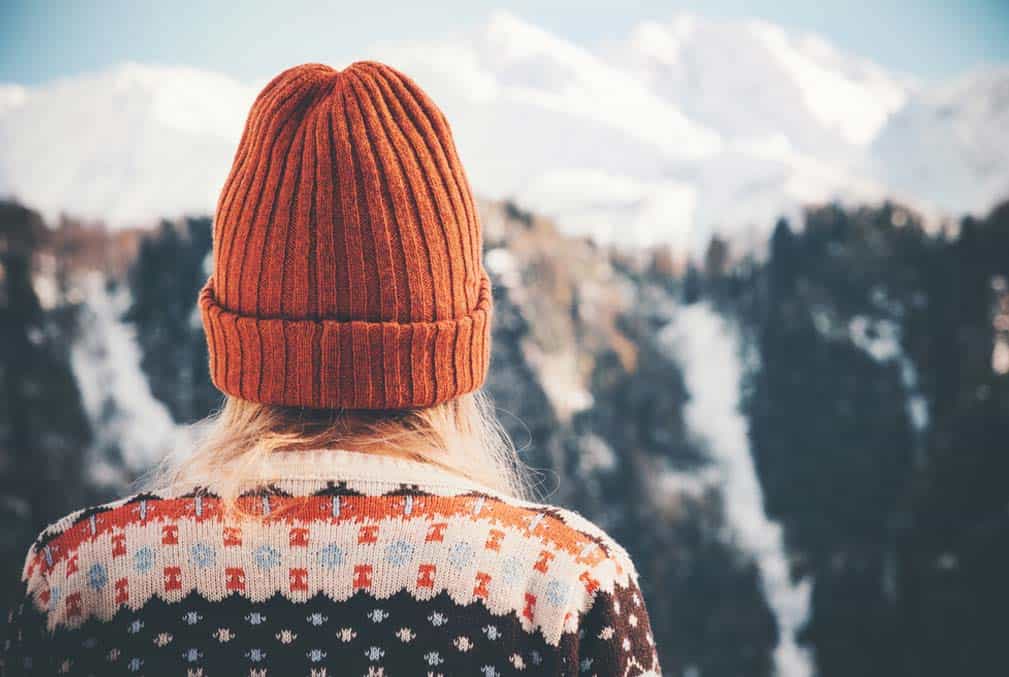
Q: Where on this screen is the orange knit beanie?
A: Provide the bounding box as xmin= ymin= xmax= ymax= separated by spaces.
xmin=199 ymin=62 xmax=491 ymax=410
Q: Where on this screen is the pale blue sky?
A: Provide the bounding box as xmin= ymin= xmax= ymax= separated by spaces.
xmin=2 ymin=0 xmax=1008 ymax=84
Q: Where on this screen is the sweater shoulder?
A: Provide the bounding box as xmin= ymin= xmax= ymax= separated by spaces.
xmin=21 ymin=490 xmax=165 ymax=574
xmin=30 ymin=491 xmax=156 ymax=550
xmin=18 ymin=491 xmax=159 ymax=618
xmin=25 ymin=489 xmax=640 ymax=583
xmin=489 ymin=493 xmax=642 ymax=595
xmin=20 ymin=487 xmax=640 ymax=645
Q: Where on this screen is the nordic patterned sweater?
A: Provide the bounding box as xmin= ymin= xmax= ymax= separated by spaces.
xmin=2 ymin=450 xmax=661 ymax=676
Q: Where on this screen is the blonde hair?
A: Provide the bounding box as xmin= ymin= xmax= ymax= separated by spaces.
xmin=143 ymin=391 xmax=533 ymax=510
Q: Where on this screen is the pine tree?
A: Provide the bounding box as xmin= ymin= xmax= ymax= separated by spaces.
xmin=0 ymin=202 xmax=91 ymax=621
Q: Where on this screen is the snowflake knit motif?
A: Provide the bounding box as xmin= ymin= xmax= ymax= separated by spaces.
xmin=2 ymin=451 xmax=661 ymax=676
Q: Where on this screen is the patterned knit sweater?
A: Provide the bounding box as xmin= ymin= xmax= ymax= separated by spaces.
xmin=2 ymin=451 xmax=661 ymax=676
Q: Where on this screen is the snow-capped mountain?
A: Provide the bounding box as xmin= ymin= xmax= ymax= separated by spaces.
xmin=0 ymin=65 xmax=258 ymax=227
xmin=0 ymin=11 xmax=1006 ymax=250
xmin=870 ymin=67 xmax=1009 ymax=215
xmin=622 ymin=15 xmax=907 ymax=150
xmin=372 ymin=10 xmax=902 ymax=250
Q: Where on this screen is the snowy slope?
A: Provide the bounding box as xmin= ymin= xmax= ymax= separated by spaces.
xmin=375 ymin=11 xmax=896 ymax=249
xmin=870 ymin=67 xmax=1009 ymax=215
xmin=0 ymin=84 xmax=26 ymax=113
xmin=0 ymin=65 xmax=258 ymax=227
xmin=69 ymin=273 xmax=196 ymax=486
xmin=620 ymin=15 xmax=906 ymax=155
xmin=0 ymin=11 xmax=1006 ymax=249
xmin=663 ymin=302 xmax=813 ymax=677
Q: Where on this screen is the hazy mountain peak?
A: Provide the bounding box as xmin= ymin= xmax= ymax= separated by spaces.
xmin=475 ymin=9 xmax=723 ymax=161
xmin=485 ymin=9 xmax=585 ymax=66
xmin=0 ymin=12 xmax=1005 ymax=247
xmin=0 ymin=63 xmax=254 ymax=226
xmin=746 ymin=19 xmax=906 ymax=146
xmin=0 ymin=84 xmax=26 ymax=114
xmin=623 ymin=14 xmax=906 ymax=150
xmin=870 ymin=66 xmax=1009 ymax=215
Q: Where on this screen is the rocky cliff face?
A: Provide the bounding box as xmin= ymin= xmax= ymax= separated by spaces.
xmin=3 ymin=197 xmax=1008 ymax=676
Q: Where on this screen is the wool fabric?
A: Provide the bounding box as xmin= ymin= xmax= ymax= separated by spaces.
xmin=199 ymin=62 xmax=491 ymax=410
xmin=5 ymin=451 xmax=662 ymax=675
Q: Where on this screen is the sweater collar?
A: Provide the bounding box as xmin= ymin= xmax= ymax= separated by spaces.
xmin=254 ymin=448 xmax=490 ymax=493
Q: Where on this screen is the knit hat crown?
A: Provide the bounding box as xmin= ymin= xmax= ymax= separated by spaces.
xmin=199 ymin=62 xmax=491 ymax=410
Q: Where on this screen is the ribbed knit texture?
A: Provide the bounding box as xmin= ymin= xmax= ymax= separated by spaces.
xmin=199 ymin=62 xmax=492 ymax=409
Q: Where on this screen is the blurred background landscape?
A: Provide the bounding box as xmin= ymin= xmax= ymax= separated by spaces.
xmin=2 ymin=2 xmax=1008 ymax=675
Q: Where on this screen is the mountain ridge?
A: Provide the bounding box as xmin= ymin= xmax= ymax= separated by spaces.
xmin=1 ymin=12 xmax=1006 ymax=251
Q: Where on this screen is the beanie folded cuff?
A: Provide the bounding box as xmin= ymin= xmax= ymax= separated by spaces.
xmin=198 ymin=276 xmax=492 ymax=410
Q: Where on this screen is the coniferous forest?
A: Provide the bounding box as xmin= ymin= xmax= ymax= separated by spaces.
xmin=1 ymin=197 xmax=1007 ymax=676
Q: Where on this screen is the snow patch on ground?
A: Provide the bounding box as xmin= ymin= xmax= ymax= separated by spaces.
xmin=849 ymin=314 xmax=928 ymax=432
xmin=662 ymin=302 xmax=814 ymax=677
xmin=485 ymin=247 xmax=521 ymax=289
xmin=577 ymin=433 xmax=618 ymax=475
xmin=849 ymin=314 xmax=929 ymax=453
xmin=522 ymin=342 xmax=594 ymax=422
xmin=70 ymin=273 xmax=193 ymax=485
